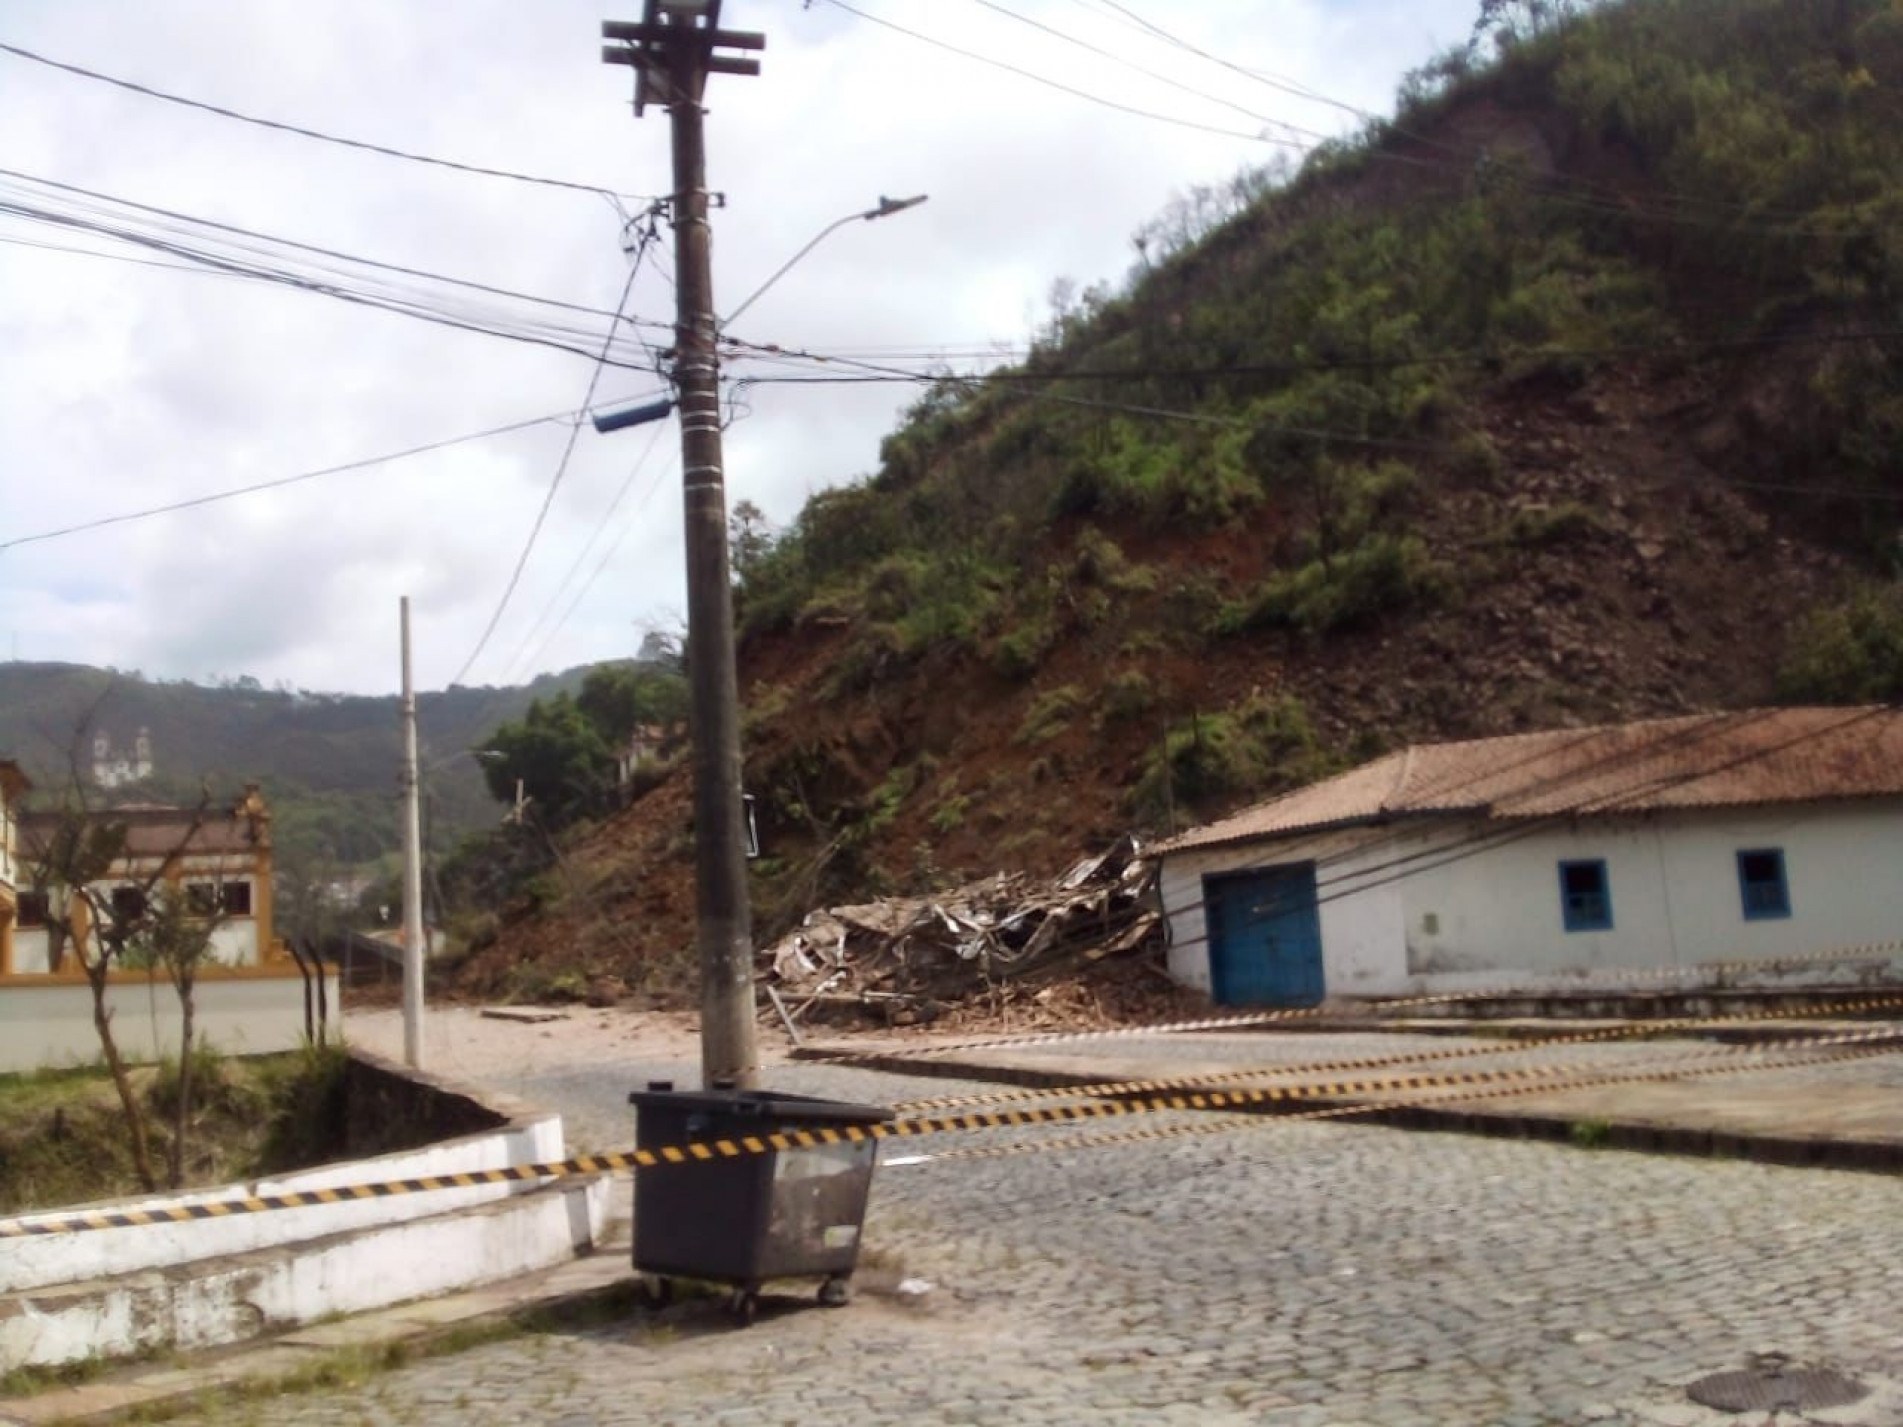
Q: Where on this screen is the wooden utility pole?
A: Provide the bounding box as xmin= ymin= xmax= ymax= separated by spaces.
xmin=603 ymin=3 xmax=764 ymax=1089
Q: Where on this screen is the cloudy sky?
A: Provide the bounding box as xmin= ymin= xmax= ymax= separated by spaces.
xmin=0 ymin=0 xmax=1477 ymax=695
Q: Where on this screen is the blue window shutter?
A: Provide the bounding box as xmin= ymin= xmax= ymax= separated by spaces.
xmin=1736 ymin=849 xmax=1790 ymax=920
xmin=1558 ymin=859 xmax=1612 ymax=933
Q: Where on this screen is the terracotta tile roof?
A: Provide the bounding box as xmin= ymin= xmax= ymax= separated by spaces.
xmin=18 ymin=801 xmax=269 ymax=863
xmin=1158 ymin=706 xmax=1903 ymax=856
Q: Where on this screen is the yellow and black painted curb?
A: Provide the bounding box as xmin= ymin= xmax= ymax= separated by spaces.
xmin=890 ymin=992 xmax=1903 ymax=1114
xmin=7 ymin=1025 xmax=1899 ymax=1240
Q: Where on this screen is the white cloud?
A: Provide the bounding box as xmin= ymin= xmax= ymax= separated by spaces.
xmin=0 ymin=0 xmax=1477 ymax=693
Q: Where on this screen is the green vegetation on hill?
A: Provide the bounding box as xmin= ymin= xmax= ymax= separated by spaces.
xmin=420 ymin=0 xmax=1903 ymax=1002
xmin=718 ymin=0 xmax=1903 ymax=896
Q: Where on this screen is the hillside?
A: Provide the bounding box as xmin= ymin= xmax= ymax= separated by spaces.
xmin=0 ymin=661 xmax=600 ymax=865
xmin=453 ymin=0 xmax=1903 ymax=1004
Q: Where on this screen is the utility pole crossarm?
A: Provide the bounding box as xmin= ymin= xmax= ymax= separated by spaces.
xmin=601 ymin=0 xmax=762 ymax=1090
xmin=601 ymin=2 xmax=765 ymax=115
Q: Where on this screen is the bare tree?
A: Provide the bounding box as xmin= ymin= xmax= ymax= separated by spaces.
xmin=25 ymin=719 xmax=216 ymax=1193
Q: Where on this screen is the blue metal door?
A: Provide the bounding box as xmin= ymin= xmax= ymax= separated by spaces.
xmin=1205 ymin=864 xmax=1324 ymax=1007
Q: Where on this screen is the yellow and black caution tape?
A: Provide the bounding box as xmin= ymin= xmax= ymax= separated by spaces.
xmin=6 ymin=1026 xmax=1897 ymax=1240
xmin=889 ymin=1029 xmax=1903 ymax=1166
xmin=859 ymin=937 xmax=1903 ymax=1060
xmin=891 ymin=992 xmax=1903 ymax=1114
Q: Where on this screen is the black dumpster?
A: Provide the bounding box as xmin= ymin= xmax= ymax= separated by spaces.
xmin=627 ymin=1083 xmax=894 ymax=1323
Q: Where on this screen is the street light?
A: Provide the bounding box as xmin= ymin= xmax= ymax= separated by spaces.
xmin=721 ymin=194 xmax=928 ymax=330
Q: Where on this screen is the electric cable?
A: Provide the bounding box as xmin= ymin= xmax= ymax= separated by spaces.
xmin=820 ymin=0 xmax=1303 ymax=149
xmin=0 ymin=410 xmax=588 ymax=553
xmin=0 ymin=40 xmax=654 ymax=203
xmin=449 ymin=250 xmax=650 ymax=689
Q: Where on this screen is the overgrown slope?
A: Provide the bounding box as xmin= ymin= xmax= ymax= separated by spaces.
xmin=455 ymin=0 xmax=1903 ymax=1002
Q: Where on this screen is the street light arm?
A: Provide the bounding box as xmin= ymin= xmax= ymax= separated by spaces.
xmin=720 ymin=194 xmax=927 ymax=331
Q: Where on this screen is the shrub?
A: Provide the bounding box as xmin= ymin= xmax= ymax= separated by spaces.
xmin=1497 ymin=501 xmax=1606 ymax=548
xmin=1017 ymin=685 xmax=1088 ymax=745
xmin=1777 ymin=585 xmax=1903 ymax=702
xmin=1130 ymin=694 xmax=1333 ymax=822
xmin=993 ymin=615 xmax=1057 ymax=682
xmin=1215 ymin=534 xmax=1450 ymax=638
xmin=1099 ymin=669 xmax=1157 ymax=724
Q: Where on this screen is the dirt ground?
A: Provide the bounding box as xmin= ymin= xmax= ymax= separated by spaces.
xmin=338 ymin=1000 xmax=797 ymax=1084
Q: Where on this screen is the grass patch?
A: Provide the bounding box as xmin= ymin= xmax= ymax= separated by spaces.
xmin=0 ymin=1043 xmax=350 ymax=1216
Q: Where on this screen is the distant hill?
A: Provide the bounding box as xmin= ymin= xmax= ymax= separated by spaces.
xmin=0 ymin=661 xmax=603 ymax=865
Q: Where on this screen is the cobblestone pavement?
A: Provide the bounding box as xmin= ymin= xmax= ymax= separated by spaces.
xmin=193 ymin=1058 xmax=1903 ymax=1427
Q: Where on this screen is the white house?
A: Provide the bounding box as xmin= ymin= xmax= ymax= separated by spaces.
xmin=1157 ymin=706 xmax=1903 ymax=1006
xmin=2 ymin=784 xmax=337 ymax=1072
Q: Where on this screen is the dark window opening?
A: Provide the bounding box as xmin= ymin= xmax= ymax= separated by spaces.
xmin=17 ymin=890 xmax=48 ymax=928
xmin=1737 ymin=848 xmax=1791 ymax=920
xmin=110 ymin=885 xmax=146 ymax=924
xmin=1559 ymin=859 xmax=1612 ymax=932
xmin=221 ymin=881 xmax=253 ymax=917
xmin=186 ymin=882 xmax=219 ymax=916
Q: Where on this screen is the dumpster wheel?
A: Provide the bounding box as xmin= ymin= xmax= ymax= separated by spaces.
xmin=729 ymin=1288 xmax=761 ymax=1327
xmin=817 ymin=1275 xmax=851 ymax=1308
xmin=633 ymin=1275 xmax=674 ymax=1310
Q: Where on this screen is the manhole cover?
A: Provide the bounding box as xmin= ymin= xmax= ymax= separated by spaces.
xmin=1687 ymin=1365 xmax=1869 ymax=1413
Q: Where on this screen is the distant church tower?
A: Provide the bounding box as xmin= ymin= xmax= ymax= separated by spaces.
xmin=90 ymin=727 xmax=155 ymax=789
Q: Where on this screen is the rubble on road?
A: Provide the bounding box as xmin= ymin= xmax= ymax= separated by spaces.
xmin=759 ymin=836 xmax=1166 ymax=1028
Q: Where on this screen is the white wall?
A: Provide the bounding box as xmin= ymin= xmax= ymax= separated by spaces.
xmin=11 ymin=878 xmax=260 ymax=974
xmin=0 ymin=972 xmax=336 ymax=1073
xmin=1163 ymin=826 xmax=1407 ymax=996
xmin=0 ymin=1102 xmax=564 ymax=1294
xmin=1164 ymin=799 xmax=1903 ymax=999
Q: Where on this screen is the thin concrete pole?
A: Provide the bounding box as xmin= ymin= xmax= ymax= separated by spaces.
xmin=399 ymin=595 xmax=426 ymax=1068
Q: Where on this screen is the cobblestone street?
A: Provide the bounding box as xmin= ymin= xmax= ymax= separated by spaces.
xmin=196 ymin=1059 xmax=1903 ymax=1427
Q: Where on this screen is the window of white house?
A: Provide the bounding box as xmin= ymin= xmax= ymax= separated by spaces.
xmin=17 ymin=890 xmax=48 ymax=927
xmin=1736 ymin=849 xmax=1790 ymax=920
xmin=221 ymin=881 xmax=253 ymax=917
xmin=1558 ymin=859 xmax=1612 ymax=932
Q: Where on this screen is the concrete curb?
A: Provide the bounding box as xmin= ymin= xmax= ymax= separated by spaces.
xmin=799 ymin=1042 xmax=1903 ymax=1176
xmin=0 ymin=1217 xmax=635 ymax=1427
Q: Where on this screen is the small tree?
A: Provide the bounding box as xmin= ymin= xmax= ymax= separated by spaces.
xmin=136 ymin=877 xmax=227 ymax=1188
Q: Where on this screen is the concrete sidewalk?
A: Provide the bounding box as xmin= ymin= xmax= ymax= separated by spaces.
xmin=0 ymin=1207 xmax=636 ymax=1427
xmin=797 ymin=1019 xmax=1903 ymax=1173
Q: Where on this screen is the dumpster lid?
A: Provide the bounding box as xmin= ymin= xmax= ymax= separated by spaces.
xmin=627 ymin=1085 xmax=895 ymax=1124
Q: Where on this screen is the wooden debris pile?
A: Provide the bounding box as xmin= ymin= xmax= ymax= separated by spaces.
xmin=759 ymin=837 xmax=1161 ymax=1026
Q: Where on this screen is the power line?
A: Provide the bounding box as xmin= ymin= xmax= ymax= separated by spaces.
xmin=518 ymin=441 xmax=680 ymax=681
xmin=0 ymin=170 xmax=669 ymax=371
xmin=821 ymin=0 xmax=1302 ymax=149
xmin=0 ymin=40 xmax=654 ymax=203
xmin=500 ymin=383 xmax=675 ymax=674
xmin=450 ymin=248 xmax=652 ymax=689
xmin=960 ymin=0 xmax=1314 ymax=138
xmin=0 ymin=167 xmax=664 ymax=330
xmin=725 ymin=323 xmax=1903 ymax=389
xmin=0 ymin=411 xmax=579 ymax=554
xmin=0 ymin=229 xmax=244 ymax=279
